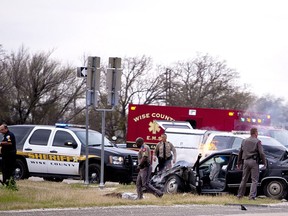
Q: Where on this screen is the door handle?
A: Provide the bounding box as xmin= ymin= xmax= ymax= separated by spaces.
xmin=50 ymin=150 xmax=57 ymax=153
xmin=24 ymin=148 xmax=32 ymax=151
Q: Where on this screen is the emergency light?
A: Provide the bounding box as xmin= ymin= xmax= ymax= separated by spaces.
xmin=228 ymin=112 xmax=234 ymax=116
xmin=55 ymin=123 xmax=86 ymax=128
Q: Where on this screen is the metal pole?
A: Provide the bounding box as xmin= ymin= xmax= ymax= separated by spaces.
xmin=84 ymin=89 xmax=90 ymax=185
xmin=99 ymin=110 xmax=106 ymax=189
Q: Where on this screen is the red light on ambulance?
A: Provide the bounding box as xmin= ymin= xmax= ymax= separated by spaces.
xmin=228 ymin=112 xmax=234 ymax=116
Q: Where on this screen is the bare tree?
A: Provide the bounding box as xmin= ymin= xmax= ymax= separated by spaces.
xmin=0 ymin=47 xmax=265 ymax=142
xmin=0 ymin=46 xmax=86 ymax=124
xmin=166 ymin=54 xmax=254 ymax=109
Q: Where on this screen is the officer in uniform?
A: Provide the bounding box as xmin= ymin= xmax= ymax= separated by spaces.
xmin=237 ymin=127 xmax=266 ymax=200
xmin=0 ymin=123 xmax=17 ymax=185
xmin=136 ymin=137 xmax=163 ymax=199
xmin=154 ymin=133 xmax=176 ymax=172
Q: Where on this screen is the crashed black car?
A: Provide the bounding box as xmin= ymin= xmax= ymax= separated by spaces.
xmin=150 ymin=136 xmax=288 ymax=199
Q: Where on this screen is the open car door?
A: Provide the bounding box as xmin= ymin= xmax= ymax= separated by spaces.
xmin=188 ymin=154 xmax=202 ymax=194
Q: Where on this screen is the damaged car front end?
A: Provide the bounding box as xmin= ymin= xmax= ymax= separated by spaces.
xmin=150 ymin=154 xmax=202 ymax=194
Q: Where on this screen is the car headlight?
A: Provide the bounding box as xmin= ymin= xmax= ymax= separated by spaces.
xmin=109 ymin=156 xmax=124 ymax=165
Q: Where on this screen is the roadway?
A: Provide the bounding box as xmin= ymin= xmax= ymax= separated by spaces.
xmin=1 ymin=203 xmax=288 ymax=216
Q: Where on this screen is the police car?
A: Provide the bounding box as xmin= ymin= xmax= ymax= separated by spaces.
xmin=0 ymin=124 xmax=138 ymax=183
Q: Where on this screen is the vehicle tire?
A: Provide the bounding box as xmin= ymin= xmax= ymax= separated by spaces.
xmin=264 ymin=180 xmax=287 ymax=199
xmin=14 ymin=159 xmax=29 ymax=180
xmin=43 ymin=177 xmax=64 ymax=182
xmin=164 ymin=175 xmax=183 ymax=194
xmin=88 ymin=163 xmax=101 ymax=184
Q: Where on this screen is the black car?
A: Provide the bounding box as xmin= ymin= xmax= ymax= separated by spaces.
xmin=150 ymin=136 xmax=288 ymax=199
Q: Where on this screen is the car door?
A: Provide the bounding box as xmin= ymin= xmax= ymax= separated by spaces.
xmin=225 ymin=154 xmax=266 ymax=189
xmin=226 ymin=154 xmax=243 ymax=187
xmin=47 ymin=128 xmax=81 ymax=175
xmin=199 ymin=154 xmax=230 ymax=193
xmin=23 ymin=128 xmax=52 ymax=173
xmin=188 ymin=153 xmax=230 ymax=194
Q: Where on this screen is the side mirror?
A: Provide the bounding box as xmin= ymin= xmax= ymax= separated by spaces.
xmin=64 ymin=141 xmax=78 ymax=149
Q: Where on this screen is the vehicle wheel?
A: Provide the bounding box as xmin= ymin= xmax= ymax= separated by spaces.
xmin=164 ymin=175 xmax=183 ymax=194
xmin=88 ymin=163 xmax=101 ymax=184
xmin=43 ymin=177 xmax=64 ymax=182
xmin=264 ymin=180 xmax=287 ymax=199
xmin=14 ymin=159 xmax=29 ymax=180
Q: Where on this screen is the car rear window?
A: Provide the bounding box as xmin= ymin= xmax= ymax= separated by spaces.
xmin=260 ymin=137 xmax=287 ymax=160
xmin=9 ymin=126 xmax=34 ymax=146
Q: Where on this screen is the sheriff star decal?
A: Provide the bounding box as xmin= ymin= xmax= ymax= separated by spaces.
xmin=6 ymin=135 xmax=11 ymax=142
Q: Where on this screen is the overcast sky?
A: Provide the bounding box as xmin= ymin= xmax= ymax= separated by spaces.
xmin=1 ymin=0 xmax=288 ymax=101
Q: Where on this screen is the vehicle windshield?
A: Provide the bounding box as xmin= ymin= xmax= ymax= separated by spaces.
xmin=260 ymin=136 xmax=287 ymax=160
xmin=268 ymin=130 xmax=288 ymax=147
xmin=75 ymin=130 xmax=113 ymax=147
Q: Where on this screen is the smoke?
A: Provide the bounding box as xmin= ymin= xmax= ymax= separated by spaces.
xmin=245 ymin=94 xmax=288 ymax=129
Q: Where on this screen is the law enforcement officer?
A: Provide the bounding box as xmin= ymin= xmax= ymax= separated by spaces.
xmin=154 ymin=133 xmax=176 ymax=172
xmin=136 ymin=137 xmax=163 ymax=199
xmin=237 ymin=127 xmax=266 ymax=200
xmin=0 ymin=123 xmax=17 ymax=186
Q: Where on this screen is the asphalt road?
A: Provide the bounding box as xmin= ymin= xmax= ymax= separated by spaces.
xmin=1 ymin=203 xmax=288 ymax=216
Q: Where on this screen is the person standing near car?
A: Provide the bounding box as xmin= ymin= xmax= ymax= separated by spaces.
xmin=237 ymin=127 xmax=266 ymax=200
xmin=0 ymin=123 xmax=17 ymax=186
xmin=136 ymin=137 xmax=163 ymax=199
xmin=154 ymin=133 xmax=176 ymax=172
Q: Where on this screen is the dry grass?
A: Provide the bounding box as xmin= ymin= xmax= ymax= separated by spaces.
xmin=0 ymin=179 xmax=281 ymax=211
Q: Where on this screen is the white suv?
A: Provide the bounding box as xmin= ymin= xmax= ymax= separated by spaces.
xmin=0 ymin=124 xmax=138 ymax=183
xmin=200 ymin=131 xmax=284 ymax=158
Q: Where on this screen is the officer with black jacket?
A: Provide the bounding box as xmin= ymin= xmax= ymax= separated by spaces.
xmin=0 ymin=123 xmax=17 ymax=186
xmin=237 ymin=127 xmax=266 ymax=200
xmin=136 ymin=137 xmax=163 ymax=199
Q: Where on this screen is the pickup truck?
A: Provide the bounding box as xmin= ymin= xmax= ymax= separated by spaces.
xmin=0 ymin=124 xmax=138 ymax=183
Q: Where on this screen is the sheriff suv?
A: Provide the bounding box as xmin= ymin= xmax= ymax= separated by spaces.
xmin=0 ymin=124 xmax=138 ymax=183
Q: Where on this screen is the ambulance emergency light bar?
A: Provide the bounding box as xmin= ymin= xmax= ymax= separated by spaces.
xmin=228 ymin=111 xmax=271 ymax=125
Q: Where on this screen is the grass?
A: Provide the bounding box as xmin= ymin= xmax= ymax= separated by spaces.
xmin=0 ymin=179 xmax=281 ymax=211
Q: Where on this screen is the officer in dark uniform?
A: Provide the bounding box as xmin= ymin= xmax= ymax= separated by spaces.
xmin=0 ymin=123 xmax=17 ymax=185
xmin=136 ymin=137 xmax=163 ymax=199
xmin=237 ymin=127 xmax=266 ymax=200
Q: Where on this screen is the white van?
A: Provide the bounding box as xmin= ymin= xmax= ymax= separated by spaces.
xmin=153 ymin=121 xmax=207 ymax=172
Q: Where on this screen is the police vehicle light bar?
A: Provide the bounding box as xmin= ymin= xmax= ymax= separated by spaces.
xmin=55 ymin=123 xmax=87 ymax=129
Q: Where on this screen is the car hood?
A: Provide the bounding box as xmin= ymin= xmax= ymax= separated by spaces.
xmin=151 ymin=160 xmax=191 ymax=184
